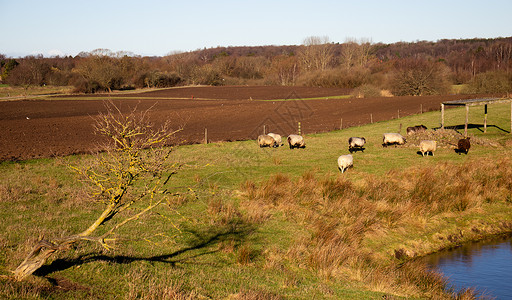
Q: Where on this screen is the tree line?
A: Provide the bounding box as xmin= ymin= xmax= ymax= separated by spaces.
xmin=1 ymin=36 xmax=512 ymax=96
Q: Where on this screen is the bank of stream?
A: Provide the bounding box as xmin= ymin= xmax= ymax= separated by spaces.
xmin=425 ymin=236 xmax=512 ymax=299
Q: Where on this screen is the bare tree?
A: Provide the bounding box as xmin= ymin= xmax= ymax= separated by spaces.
xmin=268 ymin=54 xmax=300 ymax=86
xmin=298 ymin=36 xmax=334 ymax=71
xmin=390 ymin=58 xmax=452 ymax=96
xmin=73 ymin=49 xmax=135 ymax=93
xmin=4 ymin=55 xmax=51 ymax=91
xmin=340 ymin=38 xmax=373 ymax=69
xmin=488 ymin=41 xmax=512 ymax=71
xmin=14 ymin=102 xmax=183 ymax=281
xmin=340 ymin=38 xmax=358 ymax=69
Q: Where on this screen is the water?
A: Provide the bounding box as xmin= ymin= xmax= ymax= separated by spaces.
xmin=426 ymin=236 xmax=512 ymax=299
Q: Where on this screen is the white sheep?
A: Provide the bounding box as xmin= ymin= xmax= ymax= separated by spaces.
xmin=258 ymin=134 xmax=277 ymax=148
xmin=382 ymin=133 xmax=406 ymax=147
xmin=419 ymin=140 xmax=437 ymax=157
xmin=337 ymin=154 xmax=353 ymax=173
xmin=348 ymin=137 xmax=366 ymax=153
xmin=267 ymin=133 xmax=282 ymax=146
xmin=287 ymin=134 xmax=305 ymax=149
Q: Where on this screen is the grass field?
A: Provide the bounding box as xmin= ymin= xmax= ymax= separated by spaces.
xmin=1 ymin=102 xmax=512 ymax=299
xmin=0 ymin=85 xmax=74 ymax=99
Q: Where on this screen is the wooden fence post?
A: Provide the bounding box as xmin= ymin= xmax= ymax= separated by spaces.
xmin=464 ymin=105 xmax=469 ymax=137
xmin=441 ymin=104 xmax=445 ymax=129
xmin=484 ymin=104 xmax=488 ymax=133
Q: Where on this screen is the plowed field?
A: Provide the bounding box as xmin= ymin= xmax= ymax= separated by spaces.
xmin=0 ymin=86 xmax=475 ymax=161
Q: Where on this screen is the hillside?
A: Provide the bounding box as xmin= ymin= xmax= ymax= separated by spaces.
xmin=1 ymin=37 xmax=511 ymax=94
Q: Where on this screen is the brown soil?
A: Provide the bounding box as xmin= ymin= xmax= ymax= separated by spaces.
xmin=0 ymin=86 xmax=476 ymax=161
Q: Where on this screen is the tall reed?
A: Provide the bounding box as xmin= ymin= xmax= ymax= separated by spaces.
xmin=241 ymin=156 xmax=512 ymax=298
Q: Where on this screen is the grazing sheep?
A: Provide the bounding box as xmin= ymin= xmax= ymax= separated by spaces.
xmin=258 ymin=134 xmax=277 ymax=148
xmin=337 ymin=154 xmax=353 ymax=173
xmin=348 ymin=137 xmax=366 ymax=153
xmin=287 ymin=134 xmax=305 ymax=149
xmin=382 ymin=133 xmax=406 ymax=147
xmin=457 ymin=137 xmax=471 ymax=155
xmin=419 ymin=140 xmax=437 ymax=156
xmin=267 ymin=133 xmax=282 ymax=146
xmin=406 ymin=125 xmax=427 ymax=135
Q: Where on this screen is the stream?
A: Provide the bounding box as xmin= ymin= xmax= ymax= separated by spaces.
xmin=425 ymin=236 xmax=512 ymax=299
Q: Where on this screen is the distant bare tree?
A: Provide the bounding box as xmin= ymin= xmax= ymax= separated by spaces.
xmin=74 ymin=50 xmax=123 ymax=93
xmin=268 ymin=54 xmax=300 ymax=86
xmin=390 ymin=58 xmax=452 ymax=96
xmin=298 ymin=36 xmax=334 ymax=71
xmin=340 ymin=38 xmax=373 ymax=69
xmin=164 ymin=51 xmax=199 ymax=81
xmin=488 ymin=41 xmax=512 ymax=71
xmin=5 ymin=55 xmax=50 ymax=89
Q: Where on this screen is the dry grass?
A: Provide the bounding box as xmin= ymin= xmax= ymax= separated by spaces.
xmin=207 ymin=196 xmax=243 ymax=226
xmin=126 ymin=268 xmax=199 ymax=300
xmin=227 ymin=289 xmax=283 ymax=300
xmin=240 ymin=156 xmax=512 ymax=298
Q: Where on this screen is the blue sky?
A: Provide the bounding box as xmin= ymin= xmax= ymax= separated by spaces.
xmin=2 ymin=0 xmax=512 ymax=58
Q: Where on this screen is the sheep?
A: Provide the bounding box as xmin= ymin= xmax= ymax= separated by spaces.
xmin=267 ymin=133 xmax=282 ymax=146
xmin=348 ymin=137 xmax=366 ymax=153
xmin=258 ymin=134 xmax=277 ymax=148
xmin=419 ymin=140 xmax=437 ymax=156
xmin=457 ymin=137 xmax=471 ymax=155
xmin=406 ymin=125 xmax=427 ymax=135
xmin=382 ymin=133 xmax=406 ymax=147
xmin=337 ymin=154 xmax=353 ymax=173
xmin=287 ymin=134 xmax=305 ymax=149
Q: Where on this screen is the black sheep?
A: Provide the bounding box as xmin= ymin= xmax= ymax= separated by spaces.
xmin=457 ymin=137 xmax=471 ymax=155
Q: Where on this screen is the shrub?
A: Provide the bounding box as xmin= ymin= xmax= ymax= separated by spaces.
xmin=463 ymin=70 xmax=512 ymax=94
xmin=1 ymin=59 xmax=19 ymax=81
xmin=351 ymin=84 xmax=382 ymax=98
xmin=297 ymin=67 xmax=371 ymax=88
xmin=137 ymin=71 xmax=182 ymax=88
xmin=190 ymin=64 xmax=224 ymax=86
xmin=389 ymin=58 xmax=452 ymax=96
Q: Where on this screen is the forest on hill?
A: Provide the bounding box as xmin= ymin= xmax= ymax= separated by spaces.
xmin=1 ymin=36 xmax=511 ymax=96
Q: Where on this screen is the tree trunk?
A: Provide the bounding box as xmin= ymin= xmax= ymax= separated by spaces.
xmin=14 ymin=239 xmax=68 ymax=281
xmin=14 ymin=204 xmax=115 ymax=281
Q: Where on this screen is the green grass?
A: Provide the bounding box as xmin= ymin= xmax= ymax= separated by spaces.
xmin=451 ymin=84 xmax=468 ymax=94
xmin=0 ymin=85 xmax=74 ymax=98
xmin=170 ymin=102 xmax=511 ymax=187
xmin=1 ymin=103 xmax=512 ymax=299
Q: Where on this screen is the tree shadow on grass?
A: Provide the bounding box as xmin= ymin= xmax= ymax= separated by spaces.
xmin=34 ymin=221 xmax=256 ymax=277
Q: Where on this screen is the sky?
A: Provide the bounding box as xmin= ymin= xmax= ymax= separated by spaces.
xmin=2 ymin=0 xmax=512 ymax=58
